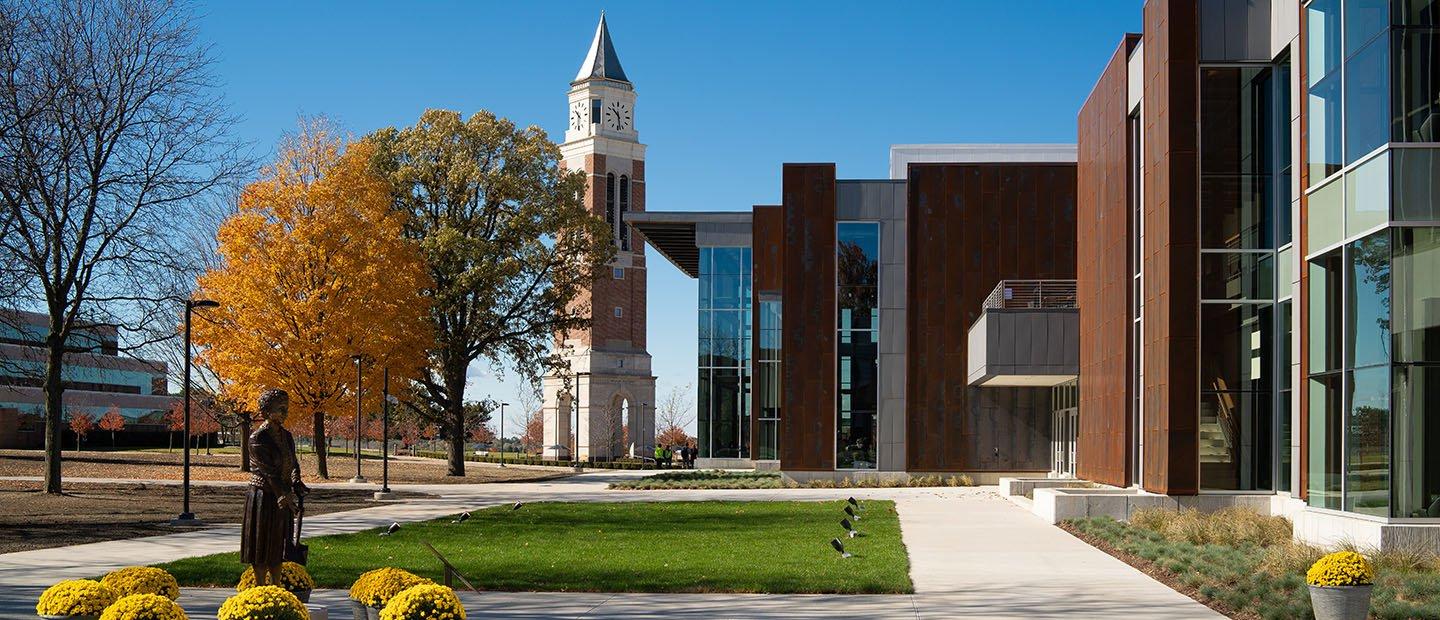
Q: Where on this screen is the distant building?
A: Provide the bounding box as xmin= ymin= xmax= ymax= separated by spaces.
xmin=0 ymin=309 xmax=176 ymax=448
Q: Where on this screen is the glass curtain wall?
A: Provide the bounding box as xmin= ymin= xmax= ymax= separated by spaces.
xmin=1199 ymin=61 xmax=1290 ymax=491
xmin=836 ymin=222 xmax=879 ymax=470
xmin=1304 ymin=0 xmax=1440 ymax=518
xmin=697 ymin=246 xmax=752 ymax=459
xmin=756 ymin=297 xmax=781 ymax=460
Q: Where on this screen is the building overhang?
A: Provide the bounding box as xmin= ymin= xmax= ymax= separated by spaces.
xmin=967 ymin=308 xmax=1080 ymax=387
xmin=628 ymin=211 xmax=752 ymax=278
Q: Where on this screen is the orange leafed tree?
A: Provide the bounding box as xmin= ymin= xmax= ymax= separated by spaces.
xmin=192 ymin=120 xmax=433 ymax=478
xmin=68 ymin=410 xmax=95 ymax=452
xmin=98 ymin=406 xmax=125 ymax=448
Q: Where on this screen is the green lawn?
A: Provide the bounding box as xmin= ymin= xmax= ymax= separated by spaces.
xmin=158 ymin=500 xmax=912 ymax=594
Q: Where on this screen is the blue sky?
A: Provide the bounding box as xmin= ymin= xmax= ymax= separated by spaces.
xmin=195 ymin=1 xmax=1143 ymax=437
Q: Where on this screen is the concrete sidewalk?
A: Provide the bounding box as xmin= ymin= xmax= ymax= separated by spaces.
xmin=0 ymin=474 xmax=1222 ymax=619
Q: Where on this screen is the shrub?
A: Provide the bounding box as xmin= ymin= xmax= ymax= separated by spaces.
xmin=1128 ymin=506 xmax=1291 ymax=547
xmin=1308 ymin=551 xmax=1375 ymax=587
xmin=101 ymin=567 xmax=180 ymax=600
xmin=35 ymin=579 xmax=118 ymax=617
xmin=380 ymin=584 xmax=465 ymax=620
xmin=349 ymin=568 xmax=431 ymax=608
xmin=217 ymin=585 xmax=309 ymax=620
xmin=237 ymin=562 xmax=315 ymax=594
xmin=98 ymin=593 xmax=187 ymax=620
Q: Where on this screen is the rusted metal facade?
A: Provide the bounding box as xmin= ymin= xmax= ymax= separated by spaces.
xmin=778 ymin=164 xmax=838 ymax=471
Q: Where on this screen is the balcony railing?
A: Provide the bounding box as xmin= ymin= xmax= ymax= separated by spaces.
xmin=981 ymin=279 xmax=1078 ymax=310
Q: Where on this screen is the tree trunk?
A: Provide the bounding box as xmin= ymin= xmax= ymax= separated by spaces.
xmin=443 ymin=364 xmax=467 ymax=477
xmin=239 ymin=417 xmax=252 ymax=472
xmin=42 ymin=334 xmax=66 ymax=493
xmin=313 ymin=412 xmax=329 ymax=478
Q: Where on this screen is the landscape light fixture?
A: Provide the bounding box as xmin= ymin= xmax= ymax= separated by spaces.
xmin=452 ymin=511 xmax=471 ymax=524
xmin=847 ymin=497 xmax=860 ymax=509
xmin=173 ymin=298 xmax=219 ymax=527
xmin=511 ymin=501 xmax=524 ymax=511
xmin=841 ymin=518 xmax=858 ymax=538
xmin=844 ymin=505 xmax=860 ymax=521
xmin=349 ymin=354 xmax=367 ymax=484
xmin=380 ymin=522 xmax=401 ymax=536
xmin=830 ymin=538 xmax=851 ymax=558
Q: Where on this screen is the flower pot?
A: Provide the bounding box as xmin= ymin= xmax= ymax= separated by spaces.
xmin=350 ymin=599 xmax=366 ymax=620
xmin=293 ymin=589 xmax=312 ymax=603
xmin=367 ymin=606 xmax=381 ymax=620
xmin=1309 ymin=584 xmax=1372 ymax=620
xmin=38 ymin=616 xmax=100 ymax=620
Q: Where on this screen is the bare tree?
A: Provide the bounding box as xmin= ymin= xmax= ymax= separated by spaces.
xmin=654 ymin=382 xmax=696 ymax=442
xmin=0 ymin=0 xmax=245 ymax=493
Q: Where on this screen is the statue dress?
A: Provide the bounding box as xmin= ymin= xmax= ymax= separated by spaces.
xmin=240 ymin=423 xmax=302 ymax=566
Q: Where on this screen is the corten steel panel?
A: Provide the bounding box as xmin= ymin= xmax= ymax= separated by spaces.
xmin=906 ymin=163 xmax=1078 ymax=472
xmin=751 ymin=205 xmax=783 ymax=459
xmin=1076 ymin=35 xmax=1141 ymax=488
xmin=780 ymin=166 xmax=836 ymax=471
xmin=1141 ymin=0 xmax=1201 ymax=496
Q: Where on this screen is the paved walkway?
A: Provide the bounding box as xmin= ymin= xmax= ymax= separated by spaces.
xmin=0 ymin=472 xmax=1221 ymax=619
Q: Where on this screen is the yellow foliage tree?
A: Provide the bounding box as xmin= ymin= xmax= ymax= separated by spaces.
xmin=193 ymin=120 xmax=432 ymax=478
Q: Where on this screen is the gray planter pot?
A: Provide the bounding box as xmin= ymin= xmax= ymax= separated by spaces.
xmin=367 ymin=605 xmax=381 ymax=620
xmin=349 ymin=598 xmax=382 ymax=620
xmin=39 ymin=615 xmax=100 ymax=620
xmin=1309 ymin=584 xmax=1372 ymax=620
xmin=294 ymin=589 xmax=311 ymax=603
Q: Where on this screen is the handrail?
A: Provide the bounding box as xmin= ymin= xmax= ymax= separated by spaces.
xmin=981 ymin=279 xmax=1078 ymax=310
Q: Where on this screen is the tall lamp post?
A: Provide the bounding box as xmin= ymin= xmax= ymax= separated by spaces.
xmin=375 ymin=367 xmax=396 ymax=500
xmin=349 ymin=354 xmax=368 ymax=484
xmin=173 ymin=298 xmax=218 ymax=526
xmin=497 ymin=402 xmax=509 ymax=467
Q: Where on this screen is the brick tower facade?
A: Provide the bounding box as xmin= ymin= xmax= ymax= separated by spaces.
xmin=543 ymin=15 xmax=656 ymax=461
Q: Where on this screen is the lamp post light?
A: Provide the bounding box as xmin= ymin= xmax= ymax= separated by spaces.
xmin=349 ymin=354 xmax=367 ymax=484
xmin=497 ymin=402 xmax=509 ymax=467
xmin=375 ymin=367 xmax=397 ymax=500
xmin=173 ymin=298 xmax=219 ymax=526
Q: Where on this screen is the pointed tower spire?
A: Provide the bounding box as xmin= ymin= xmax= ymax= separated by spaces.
xmin=574 ymin=12 xmax=629 ymax=84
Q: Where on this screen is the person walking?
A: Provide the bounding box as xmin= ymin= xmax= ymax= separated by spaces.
xmin=654 ymin=443 xmax=666 ymax=469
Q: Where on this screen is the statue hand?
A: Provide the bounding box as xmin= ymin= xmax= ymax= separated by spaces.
xmin=278 ymin=494 xmax=299 ymax=512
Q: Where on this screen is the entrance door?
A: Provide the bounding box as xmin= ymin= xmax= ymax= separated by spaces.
xmin=1052 ymin=407 xmax=1078 ymax=478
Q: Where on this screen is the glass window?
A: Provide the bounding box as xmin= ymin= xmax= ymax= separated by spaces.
xmin=1347 ymin=231 xmax=1393 ymax=368
xmin=1393 ymin=364 xmax=1440 ymax=517
xmin=1392 ymin=148 xmax=1440 ymax=221
xmin=1309 ymin=0 xmax=1344 ymax=87
xmin=1395 ymin=0 xmax=1440 ymax=26
xmin=1278 ymin=246 xmax=1296 ymax=300
xmin=696 ymin=246 xmax=753 ymax=460
xmin=1201 ymin=253 xmax=1275 ymax=300
xmin=836 ymin=222 xmax=879 ymax=470
xmin=1279 ymin=299 xmax=1295 ymax=493
xmin=1202 ymin=177 xmax=1274 ymax=249
xmin=1393 ymin=29 xmax=1440 ymax=142
xmin=605 ymin=173 xmax=616 ymax=233
xmin=1393 ymin=227 xmax=1440 ymax=362
xmin=618 ymin=176 xmax=630 ymax=251
xmin=1345 ymin=37 xmax=1391 ymax=164
xmin=1345 ymin=0 xmax=1390 ymax=58
xmin=1310 ymin=78 xmax=1345 ymax=183
xmin=1200 ymin=390 xmax=1274 ymax=491
xmin=1309 ymin=178 xmax=1346 ymax=252
xmin=1346 ymin=366 xmax=1391 ymax=516
xmin=1201 ymin=303 xmax=1274 ymax=393
xmin=590 ymin=98 xmax=601 ymax=124
xmin=1310 ymin=250 xmax=1346 ymax=372
xmin=1201 ymin=67 xmax=1275 ymax=177
xmin=1345 ymin=152 xmax=1391 ymax=236
xmin=1309 ymin=373 xmax=1346 ymax=509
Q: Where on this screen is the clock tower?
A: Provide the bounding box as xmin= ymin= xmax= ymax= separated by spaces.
xmin=543 ymin=14 xmax=656 ymax=461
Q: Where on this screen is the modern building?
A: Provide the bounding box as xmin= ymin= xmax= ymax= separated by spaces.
xmin=632 ymin=145 xmax=1080 ymax=479
xmin=0 ymin=309 xmax=175 ymax=448
xmin=541 ymin=14 xmax=656 ymax=462
xmin=1069 ymin=0 xmax=1439 ymax=549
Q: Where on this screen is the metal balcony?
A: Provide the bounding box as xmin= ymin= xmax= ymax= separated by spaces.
xmin=968 ymin=279 xmax=1079 ymax=387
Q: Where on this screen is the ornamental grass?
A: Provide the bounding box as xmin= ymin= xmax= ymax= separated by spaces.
xmin=1308 ymin=551 xmax=1376 ymax=587
xmin=236 ymin=562 xmax=315 ymax=594
xmin=97 ymin=593 xmax=187 ymax=620
xmin=101 ymin=567 xmax=180 ymax=600
xmin=217 ymin=585 xmax=309 ymax=620
xmin=35 ymin=579 xmax=119 ymax=617
xmin=349 ymin=567 xmax=431 ymax=608
xmin=379 ymin=584 xmax=465 ymax=620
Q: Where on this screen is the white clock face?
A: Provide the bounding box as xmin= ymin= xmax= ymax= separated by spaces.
xmin=570 ymin=102 xmax=587 ymax=131
xmin=603 ymin=101 xmax=631 ymax=131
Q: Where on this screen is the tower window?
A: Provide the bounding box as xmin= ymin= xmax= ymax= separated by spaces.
xmin=613 ymin=267 xmax=624 ymax=280
xmin=614 ymin=306 xmax=624 ymax=317
xmin=605 ymin=173 xmax=616 ymax=243
xmin=591 ymin=98 xmax=602 ymax=124
xmin=619 ymin=175 xmax=631 ymax=251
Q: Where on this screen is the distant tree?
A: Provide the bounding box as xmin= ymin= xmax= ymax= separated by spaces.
xmin=164 ymin=402 xmax=185 ymax=453
xmin=469 ymin=422 xmax=495 ymax=447
xmin=656 ymin=425 xmax=692 ymax=450
xmin=654 ymin=383 xmax=695 ymax=444
xmin=368 ymin=109 xmax=613 ymax=476
xmin=520 ymin=408 xmax=544 ymax=455
xmin=98 ymin=406 xmax=125 ymax=448
xmin=68 ymin=410 xmax=95 ymax=452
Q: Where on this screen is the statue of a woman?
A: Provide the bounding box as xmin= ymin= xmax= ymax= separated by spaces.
xmin=241 ymin=388 xmax=307 ymax=585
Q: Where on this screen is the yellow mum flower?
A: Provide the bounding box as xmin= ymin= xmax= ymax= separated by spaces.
xmin=36 ymin=579 xmax=119 ymax=616
xmin=1307 ymin=551 xmax=1375 ymax=587
xmin=100 ymin=567 xmax=180 ymax=600
xmin=349 ymin=568 xmax=431 ymax=608
xmin=379 ymin=584 xmax=465 ymax=620
xmin=237 ymin=562 xmax=316 ymax=594
xmin=217 ymin=585 xmax=309 ymax=620
xmin=98 ymin=593 xmax=187 ymax=620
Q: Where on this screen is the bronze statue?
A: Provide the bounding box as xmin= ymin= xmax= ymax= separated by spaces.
xmin=241 ymin=388 xmax=308 ymax=585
